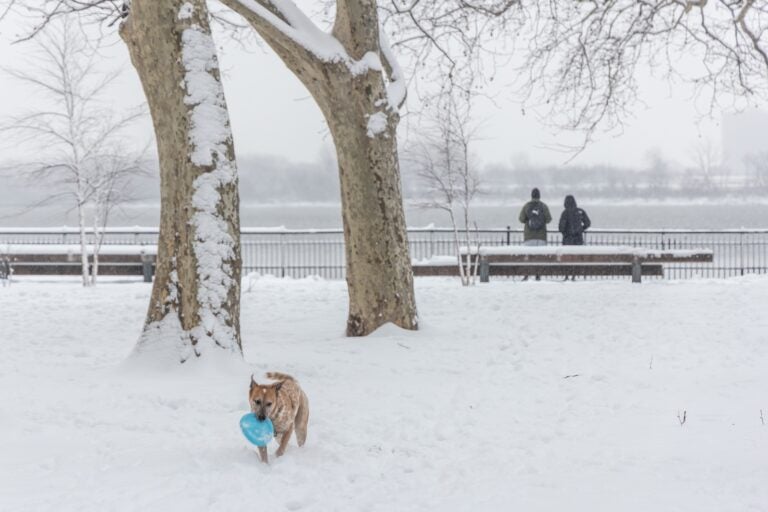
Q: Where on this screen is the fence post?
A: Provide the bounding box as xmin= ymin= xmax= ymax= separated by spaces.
xmin=506 ymin=225 xmax=511 ymax=245
xmin=429 ymin=229 xmax=435 ymax=259
xmin=740 ymin=231 xmax=745 ymax=276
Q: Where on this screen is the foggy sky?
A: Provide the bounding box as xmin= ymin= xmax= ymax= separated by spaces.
xmin=0 ymin=8 xmax=765 ymax=172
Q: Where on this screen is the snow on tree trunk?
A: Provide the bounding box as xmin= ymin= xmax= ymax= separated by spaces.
xmin=120 ymin=0 xmax=242 ymax=361
xmin=221 ymin=0 xmax=418 ymax=336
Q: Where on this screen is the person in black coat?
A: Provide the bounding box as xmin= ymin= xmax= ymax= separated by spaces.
xmin=558 ymin=195 xmax=591 ymax=246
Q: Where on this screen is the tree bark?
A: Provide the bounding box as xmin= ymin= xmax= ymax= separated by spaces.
xmin=322 ymin=78 xmax=418 ymax=336
xmin=120 ymin=0 xmax=242 ymax=361
xmin=222 ymin=0 xmax=418 ymax=336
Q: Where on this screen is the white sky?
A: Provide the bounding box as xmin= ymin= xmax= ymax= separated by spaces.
xmin=0 ymin=8 xmax=761 ymax=172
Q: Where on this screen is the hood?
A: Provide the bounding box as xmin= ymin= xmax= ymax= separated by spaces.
xmin=564 ymin=195 xmax=577 ymax=209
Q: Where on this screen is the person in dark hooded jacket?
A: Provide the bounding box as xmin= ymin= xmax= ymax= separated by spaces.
xmin=558 ymin=195 xmax=591 ymax=245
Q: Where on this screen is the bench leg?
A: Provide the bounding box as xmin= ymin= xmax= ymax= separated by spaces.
xmin=142 ymin=260 xmax=154 ymax=283
xmin=479 ymin=260 xmax=490 ymax=283
xmin=631 ymin=259 xmax=642 ymax=284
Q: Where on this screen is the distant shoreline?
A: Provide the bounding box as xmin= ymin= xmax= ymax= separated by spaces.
xmin=3 ymin=200 xmax=768 ymax=230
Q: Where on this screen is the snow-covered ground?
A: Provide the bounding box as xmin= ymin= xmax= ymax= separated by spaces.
xmin=1 ymin=275 xmax=767 ymax=511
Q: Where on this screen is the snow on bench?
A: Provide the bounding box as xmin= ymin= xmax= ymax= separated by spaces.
xmin=0 ymin=244 xmax=158 ymax=282
xmin=413 ymin=245 xmax=714 ymax=283
xmin=0 ymin=244 xmax=157 ymax=255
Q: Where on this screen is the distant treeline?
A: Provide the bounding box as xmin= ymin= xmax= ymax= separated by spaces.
xmin=4 ymin=154 xmax=767 ymax=208
xmin=405 ymin=160 xmax=768 ymax=201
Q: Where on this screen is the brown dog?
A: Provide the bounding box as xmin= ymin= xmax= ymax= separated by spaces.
xmin=248 ymin=372 xmax=309 ymax=463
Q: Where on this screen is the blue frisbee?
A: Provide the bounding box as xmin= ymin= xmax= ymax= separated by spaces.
xmin=240 ymin=413 xmax=274 ymax=447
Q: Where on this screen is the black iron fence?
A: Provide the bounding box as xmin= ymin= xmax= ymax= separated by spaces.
xmin=2 ymin=226 xmax=767 ymax=280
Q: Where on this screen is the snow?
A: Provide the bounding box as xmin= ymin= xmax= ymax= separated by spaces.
xmin=0 ymin=244 xmax=157 ymax=255
xmin=414 ymin=245 xmax=714 ymax=266
xmin=462 ymin=245 xmax=713 ymax=257
xmin=180 ymin=24 xmax=232 ymax=168
xmin=366 ymin=111 xmax=389 ymax=138
xmin=233 ymin=0 xmax=406 ymax=108
xmin=235 ymin=0 xmax=348 ymax=63
xmin=349 ymin=51 xmax=383 ymax=76
xmin=2 ymin=276 xmax=767 ymax=511
xmin=379 ymin=29 xmax=407 ymax=109
xmin=177 ymin=1 xmax=194 ymax=20
xmin=170 ymin=14 xmax=238 ymax=356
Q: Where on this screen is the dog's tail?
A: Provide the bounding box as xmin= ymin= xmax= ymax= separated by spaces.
xmin=295 ymin=390 xmax=309 ymax=447
xmin=266 ymin=371 xmax=296 ymax=382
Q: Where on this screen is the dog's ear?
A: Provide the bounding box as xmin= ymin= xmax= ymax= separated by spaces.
xmin=250 ymin=374 xmax=257 ymax=391
xmin=274 ymin=380 xmax=283 ymax=392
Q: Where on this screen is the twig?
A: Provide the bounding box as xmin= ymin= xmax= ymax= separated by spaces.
xmin=397 ymin=342 xmax=411 ymax=350
xmin=761 ymin=409 xmax=765 ymax=426
xmin=564 ymin=374 xmax=580 ymax=379
xmin=677 ymin=409 xmax=687 ymax=427
xmin=649 ymin=355 xmax=653 ymax=370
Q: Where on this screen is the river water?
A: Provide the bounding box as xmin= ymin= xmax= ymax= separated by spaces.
xmin=1 ymin=201 xmax=768 ymax=230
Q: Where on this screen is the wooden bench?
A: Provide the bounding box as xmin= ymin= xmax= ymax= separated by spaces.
xmin=1 ymin=245 xmax=157 ymax=282
xmin=413 ymin=246 xmax=714 ymax=283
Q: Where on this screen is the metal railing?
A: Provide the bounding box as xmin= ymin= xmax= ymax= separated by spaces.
xmin=2 ymin=226 xmax=767 ymax=280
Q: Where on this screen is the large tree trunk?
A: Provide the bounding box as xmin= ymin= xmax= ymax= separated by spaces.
xmin=222 ymin=0 xmax=418 ymax=336
xmin=120 ymin=0 xmax=242 ymax=361
xmin=322 ymin=79 xmax=417 ymax=336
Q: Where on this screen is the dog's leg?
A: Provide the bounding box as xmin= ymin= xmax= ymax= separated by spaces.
xmin=295 ymin=391 xmax=309 ymax=447
xmin=258 ymin=446 xmax=269 ymax=464
xmin=275 ymin=425 xmax=294 ymax=457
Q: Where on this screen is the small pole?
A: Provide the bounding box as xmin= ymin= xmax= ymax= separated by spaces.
xmin=632 ymin=256 xmax=642 ymax=284
xmin=506 ymin=225 xmax=511 ymax=246
xmin=740 ymin=231 xmax=745 ymax=276
xmin=141 ymin=253 xmax=154 ymax=283
xmin=480 ymin=258 xmax=490 ymax=283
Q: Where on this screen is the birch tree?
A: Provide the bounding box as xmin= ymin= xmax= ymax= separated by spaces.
xmin=2 ymin=0 xmax=243 ymax=361
xmin=89 ymin=147 xmax=148 ymax=285
xmin=406 ymin=92 xmax=481 ymax=286
xmin=1 ymin=18 xmax=142 ymax=287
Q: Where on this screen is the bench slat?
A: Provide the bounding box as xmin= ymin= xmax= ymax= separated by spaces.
xmin=5 ymin=254 xmax=155 ymax=264
xmin=3 ymin=254 xmax=157 ymax=281
xmin=482 ymin=253 xmax=712 ymax=264
xmin=413 ymin=263 xmax=663 ymax=277
xmin=9 ymin=264 xmax=149 ymax=276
